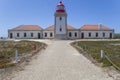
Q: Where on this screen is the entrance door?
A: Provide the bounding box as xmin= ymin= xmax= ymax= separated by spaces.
xmin=10 ymin=33 xmax=13 ymax=38
xmin=81 ymin=33 xmax=84 ymax=39
xmin=38 ymin=33 xmax=41 ymax=39
xmin=109 ymin=33 xmax=112 ymax=38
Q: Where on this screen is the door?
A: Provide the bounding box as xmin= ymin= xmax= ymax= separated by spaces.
xmin=38 ymin=33 xmax=41 ymax=39
xmin=81 ymin=33 xmax=84 ymax=39
xmin=10 ymin=33 xmax=13 ymax=38
xmin=109 ymin=33 xmax=112 ymax=38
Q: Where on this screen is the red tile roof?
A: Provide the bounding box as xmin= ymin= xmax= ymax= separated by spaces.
xmin=11 ymin=25 xmax=42 ymax=31
xmin=45 ymin=25 xmax=54 ymax=30
xmin=10 ymin=24 xmax=112 ymax=31
xmin=45 ymin=25 xmax=75 ymax=30
xmin=80 ymin=25 xmax=112 ymax=30
xmin=67 ymin=25 xmax=76 ymax=30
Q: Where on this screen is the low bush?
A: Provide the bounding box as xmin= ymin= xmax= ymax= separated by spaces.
xmin=74 ymin=41 xmax=120 ymax=68
xmin=0 ymin=40 xmax=44 ymax=68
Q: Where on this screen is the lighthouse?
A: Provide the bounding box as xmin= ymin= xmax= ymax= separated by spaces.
xmin=54 ymin=1 xmax=67 ymax=39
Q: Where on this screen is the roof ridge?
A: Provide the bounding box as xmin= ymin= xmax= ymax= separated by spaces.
xmin=11 ymin=25 xmax=42 ymax=30
xmin=80 ymin=24 xmax=112 ymax=30
xmin=84 ymin=24 xmax=100 ymax=26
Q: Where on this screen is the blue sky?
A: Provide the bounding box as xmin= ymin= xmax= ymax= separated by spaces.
xmin=0 ymin=0 xmax=120 ymax=37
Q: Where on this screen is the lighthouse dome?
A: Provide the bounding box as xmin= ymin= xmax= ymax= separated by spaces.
xmin=57 ymin=1 xmax=64 ymax=6
xmin=56 ymin=1 xmax=65 ymax=13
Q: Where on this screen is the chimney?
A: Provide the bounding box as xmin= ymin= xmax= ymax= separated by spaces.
xmin=98 ymin=23 xmax=102 ymax=30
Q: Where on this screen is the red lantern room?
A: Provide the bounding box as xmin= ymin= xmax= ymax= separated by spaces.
xmin=56 ymin=1 xmax=65 ymax=13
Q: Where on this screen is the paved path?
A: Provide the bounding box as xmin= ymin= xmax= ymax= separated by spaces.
xmin=11 ymin=40 xmax=113 ymax=80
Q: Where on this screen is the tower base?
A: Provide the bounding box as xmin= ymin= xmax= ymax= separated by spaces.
xmin=55 ymin=34 xmax=67 ymax=40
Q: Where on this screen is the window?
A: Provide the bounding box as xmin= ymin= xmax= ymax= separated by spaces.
xmin=24 ymin=33 xmax=26 ymax=37
xmin=89 ymin=32 xmax=91 ymax=37
xmin=60 ymin=28 xmax=62 ymax=31
xmin=45 ymin=33 xmax=47 ymax=37
xmin=17 ymin=33 xmax=19 ymax=37
xmin=59 ymin=25 xmax=62 ymax=31
xmin=103 ymin=33 xmax=105 ymax=37
xmin=50 ymin=33 xmax=53 ymax=37
xmin=69 ymin=32 xmax=72 ymax=37
xmin=60 ymin=17 xmax=62 ymax=20
xmin=96 ymin=33 xmax=98 ymax=37
xmin=31 ymin=33 xmax=33 ymax=37
xmin=75 ymin=33 xmax=77 ymax=37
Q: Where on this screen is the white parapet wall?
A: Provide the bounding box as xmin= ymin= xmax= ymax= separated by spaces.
xmin=8 ymin=30 xmax=43 ymax=39
xmin=80 ymin=30 xmax=114 ymax=39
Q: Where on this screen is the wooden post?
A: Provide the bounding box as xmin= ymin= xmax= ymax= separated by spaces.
xmin=100 ymin=50 xmax=104 ymax=59
xmin=15 ymin=50 xmax=19 ymax=63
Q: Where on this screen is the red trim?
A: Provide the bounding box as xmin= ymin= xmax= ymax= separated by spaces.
xmin=56 ymin=10 xmax=65 ymax=12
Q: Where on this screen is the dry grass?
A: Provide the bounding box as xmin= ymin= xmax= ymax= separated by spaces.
xmin=0 ymin=40 xmax=44 ymax=68
xmin=72 ymin=41 xmax=120 ymax=68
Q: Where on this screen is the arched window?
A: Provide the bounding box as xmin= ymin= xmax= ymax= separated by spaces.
xmin=60 ymin=28 xmax=62 ymax=31
xmin=60 ymin=17 xmax=62 ymax=20
xmin=60 ymin=25 xmax=62 ymax=32
xmin=69 ymin=32 xmax=72 ymax=37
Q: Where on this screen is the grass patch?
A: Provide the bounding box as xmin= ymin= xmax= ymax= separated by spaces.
xmin=0 ymin=40 xmax=45 ymax=68
xmin=72 ymin=41 xmax=120 ymax=69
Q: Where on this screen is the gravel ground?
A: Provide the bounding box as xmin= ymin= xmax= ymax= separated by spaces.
xmin=6 ymin=40 xmax=114 ymax=80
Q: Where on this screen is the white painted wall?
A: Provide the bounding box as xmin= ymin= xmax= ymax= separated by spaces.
xmin=55 ymin=17 xmax=66 ymax=34
xmin=67 ymin=30 xmax=79 ymax=39
xmin=8 ymin=30 xmax=114 ymax=39
xmin=43 ymin=31 xmax=54 ymax=39
xmin=80 ymin=30 xmax=114 ymax=39
xmin=8 ymin=30 xmax=42 ymax=39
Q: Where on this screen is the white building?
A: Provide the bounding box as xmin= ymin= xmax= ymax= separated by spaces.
xmin=8 ymin=1 xmax=114 ymax=39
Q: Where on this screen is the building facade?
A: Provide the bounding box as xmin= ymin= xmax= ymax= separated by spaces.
xmin=8 ymin=1 xmax=114 ymax=39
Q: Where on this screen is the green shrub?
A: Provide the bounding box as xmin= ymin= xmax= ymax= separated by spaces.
xmin=0 ymin=40 xmax=44 ymax=68
xmin=75 ymin=41 xmax=120 ymax=68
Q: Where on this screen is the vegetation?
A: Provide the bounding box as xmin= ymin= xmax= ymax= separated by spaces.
xmin=72 ymin=41 xmax=120 ymax=69
xmin=114 ymin=33 xmax=120 ymax=39
xmin=0 ymin=40 xmax=44 ymax=68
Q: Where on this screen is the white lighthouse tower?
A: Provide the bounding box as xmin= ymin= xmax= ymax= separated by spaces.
xmin=54 ymin=1 xmax=67 ymax=39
